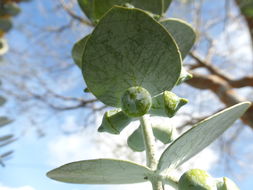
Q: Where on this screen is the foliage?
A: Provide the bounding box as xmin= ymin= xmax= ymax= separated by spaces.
xmin=45 ymin=1 xmax=251 ymax=189
xmin=0 ymin=80 xmax=15 ymax=167
xmin=0 ymin=0 xmax=31 ymax=55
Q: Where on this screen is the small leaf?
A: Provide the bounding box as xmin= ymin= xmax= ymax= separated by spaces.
xmin=0 ymin=96 xmax=6 ymax=106
xmin=157 ymin=102 xmax=251 ymax=172
xmin=153 ymin=123 xmax=176 ymax=144
xmin=98 ymin=109 xmax=132 ymax=134
xmin=72 ymin=35 xmax=90 ymax=68
xmin=0 ymin=150 xmax=13 ymax=159
xmin=0 ymin=135 xmax=13 ymax=142
xmin=83 ymin=7 xmax=181 ymax=107
xmin=0 ymin=117 xmax=12 ymax=127
xmin=161 ymin=18 xmax=196 ymax=59
xmin=176 ymin=67 xmax=193 ymax=85
xmin=127 ymin=123 xmax=176 ymax=152
xmin=127 ymin=127 xmax=145 ymax=152
xmin=47 ymin=159 xmax=152 ymax=184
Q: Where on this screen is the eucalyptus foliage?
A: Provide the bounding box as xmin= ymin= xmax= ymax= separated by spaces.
xmin=47 ymin=1 xmax=251 ymax=190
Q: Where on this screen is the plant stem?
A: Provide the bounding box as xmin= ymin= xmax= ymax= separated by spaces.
xmin=140 ymin=115 xmax=157 ymax=170
xmin=140 ymin=115 xmax=163 ymax=190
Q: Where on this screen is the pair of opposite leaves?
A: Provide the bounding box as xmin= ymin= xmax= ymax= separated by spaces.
xmin=72 ymin=6 xmax=196 ymax=108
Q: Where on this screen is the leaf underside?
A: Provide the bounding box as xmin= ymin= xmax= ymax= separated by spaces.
xmin=160 ymin=18 xmax=196 ymax=59
xmin=83 ymin=6 xmax=181 ymax=107
xmin=158 ymin=102 xmax=251 ymax=172
xmin=47 ymin=159 xmax=152 ymax=184
xmin=72 ymin=35 xmax=90 ymax=68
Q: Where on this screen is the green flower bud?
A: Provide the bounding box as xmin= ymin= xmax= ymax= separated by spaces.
xmin=216 ymin=177 xmax=240 ymax=190
xmin=98 ymin=109 xmax=132 ymax=134
xmin=179 ymin=169 xmax=217 ymax=190
xmin=164 ymin=91 xmax=188 ymax=118
xmin=121 ymin=86 xmax=152 ymax=117
xmin=176 ymin=67 xmax=193 ymax=85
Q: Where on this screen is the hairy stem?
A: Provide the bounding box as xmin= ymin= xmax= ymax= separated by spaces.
xmin=140 ymin=115 xmax=163 ymax=190
xmin=140 ymin=115 xmax=157 ymax=169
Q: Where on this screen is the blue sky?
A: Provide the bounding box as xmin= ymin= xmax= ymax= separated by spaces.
xmin=1 ymin=0 xmax=253 ymax=190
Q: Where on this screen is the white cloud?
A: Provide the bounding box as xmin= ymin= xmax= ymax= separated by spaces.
xmin=0 ymin=185 xmax=35 ymax=190
xmin=47 ymin=132 xmax=99 ymax=166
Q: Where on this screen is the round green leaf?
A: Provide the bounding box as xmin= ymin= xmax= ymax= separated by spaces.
xmin=47 ymin=159 xmax=153 ymax=184
xmin=158 ymin=102 xmax=251 ymax=172
xmin=83 ymin=7 xmax=181 ymax=107
xmin=160 ymin=18 xmax=196 ymax=59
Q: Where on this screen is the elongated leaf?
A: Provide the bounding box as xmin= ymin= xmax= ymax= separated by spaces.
xmin=0 ymin=117 xmax=12 ymax=127
xmin=0 ymin=135 xmax=13 ymax=142
xmin=160 ymin=18 xmax=196 ymax=59
xmin=157 ymin=102 xmax=251 ymax=172
xmin=47 ymin=159 xmax=152 ymax=184
xmin=0 ymin=96 xmax=6 ymax=106
xmin=83 ymin=7 xmax=181 ymax=107
xmin=0 ymin=139 xmax=16 ymax=147
xmin=0 ymin=150 xmax=13 ymax=159
xmin=78 ymin=0 xmax=164 ymax=23
xmin=72 ymin=35 xmax=90 ymax=68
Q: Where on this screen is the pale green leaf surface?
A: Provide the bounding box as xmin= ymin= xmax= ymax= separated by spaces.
xmin=127 ymin=126 xmax=145 ymax=152
xmin=47 ymin=159 xmax=152 ymax=184
xmin=153 ymin=124 xmax=175 ymax=144
xmin=157 ymin=102 xmax=251 ymax=172
xmin=161 ymin=18 xmax=196 ymax=59
xmin=83 ymin=7 xmax=181 ymax=107
xmin=127 ymin=123 xmax=175 ymax=152
xmin=72 ymin=35 xmax=90 ymax=68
